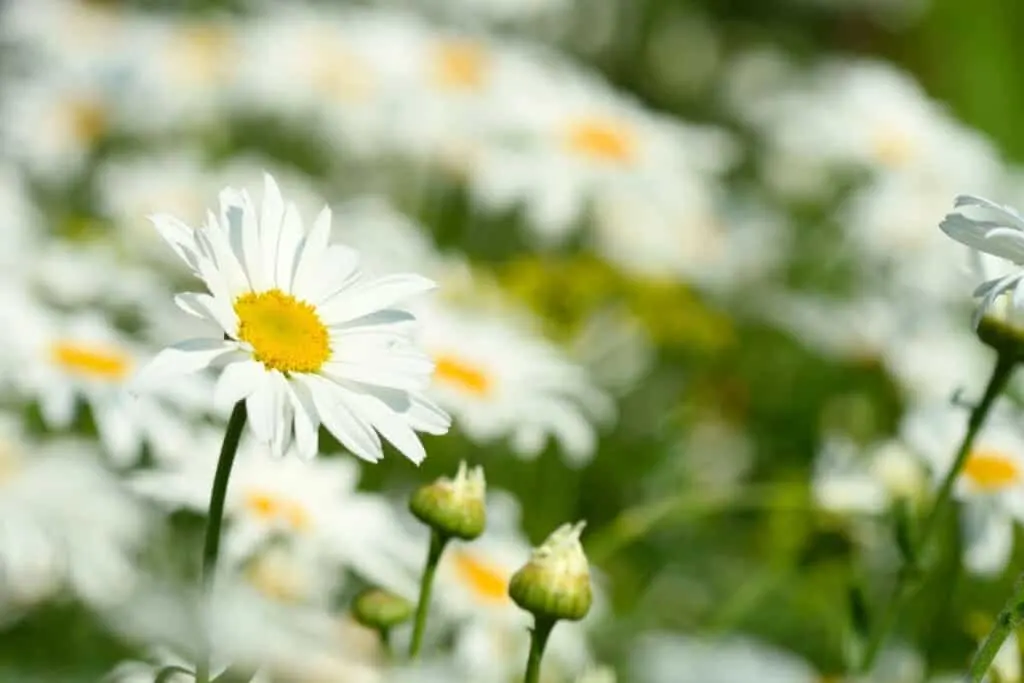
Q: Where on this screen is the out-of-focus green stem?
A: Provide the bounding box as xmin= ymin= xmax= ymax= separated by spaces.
xmin=858 ymin=354 xmax=1015 ymax=673
xmin=408 ymin=530 xmax=448 ymax=660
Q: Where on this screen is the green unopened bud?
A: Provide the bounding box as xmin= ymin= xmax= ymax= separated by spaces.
xmin=409 ymin=461 xmax=486 ymax=540
xmin=351 ymin=588 xmax=414 ymax=631
xmin=509 ymin=521 xmax=592 ymax=622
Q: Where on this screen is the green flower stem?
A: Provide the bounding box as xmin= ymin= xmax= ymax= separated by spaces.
xmin=523 ymin=617 xmax=556 ymax=683
xmin=409 ymin=530 xmax=448 ymax=660
xmin=858 ymin=353 xmax=1016 ymax=674
xmin=195 ymin=401 xmax=248 ymax=683
xmin=968 ymin=576 xmax=1024 ymax=683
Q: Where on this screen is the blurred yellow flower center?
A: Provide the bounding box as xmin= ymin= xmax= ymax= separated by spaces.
xmin=452 ymin=551 xmax=509 ymax=603
xmin=872 ymin=127 xmax=915 ymax=168
xmin=66 ymin=99 xmax=107 ymax=144
xmin=245 ymin=554 xmax=308 ymax=603
xmin=433 ymin=41 xmax=490 ymax=91
xmin=50 ymin=342 xmax=132 ymax=381
xmin=963 ymin=449 xmax=1020 ymax=491
xmin=234 ymin=289 xmax=330 ymax=374
xmin=172 ymin=23 xmax=235 ymax=84
xmin=434 ymin=354 xmax=492 ymax=396
xmin=243 ymin=490 xmax=312 ymax=531
xmin=565 ymin=117 xmax=637 ymax=164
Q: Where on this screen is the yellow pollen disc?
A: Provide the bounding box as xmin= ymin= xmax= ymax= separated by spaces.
xmin=66 ymin=99 xmax=107 ymax=144
xmin=434 ymin=354 xmax=492 ymax=396
xmin=565 ymin=116 xmax=637 ymax=164
xmin=452 ymin=550 xmax=509 ymax=603
xmin=50 ymin=341 xmax=132 ymax=381
xmin=244 ymin=490 xmax=312 ymax=532
xmin=872 ymin=127 xmax=914 ymax=168
xmin=433 ymin=41 xmax=490 ymax=91
xmin=245 ymin=557 xmax=307 ymax=603
xmin=234 ymin=289 xmax=331 ymax=374
xmin=172 ymin=24 xmax=235 ymax=84
xmin=963 ymin=449 xmax=1021 ymax=491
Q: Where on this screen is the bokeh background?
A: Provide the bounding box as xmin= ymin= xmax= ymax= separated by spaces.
xmin=2 ymin=0 xmax=1024 ymax=681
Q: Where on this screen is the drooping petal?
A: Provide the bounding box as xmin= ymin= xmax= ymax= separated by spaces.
xmin=339 ymin=388 xmax=427 ymax=465
xmin=955 ymin=195 xmax=1024 ymax=231
xmin=214 ymin=360 xmax=266 ymax=412
xmin=301 ymin=375 xmax=382 ymax=462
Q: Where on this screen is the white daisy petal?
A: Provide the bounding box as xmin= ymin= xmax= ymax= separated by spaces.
xmin=175 ymin=292 xmax=238 ymax=336
xmin=319 ymin=274 xmax=437 ymax=324
xmin=132 ymin=339 xmax=238 ymax=393
xmin=274 ymin=202 xmax=305 ymax=291
xmin=289 ymin=205 xmax=333 ymax=299
xmin=340 ymin=388 xmax=427 ymax=465
xmin=303 ymin=375 xmax=382 ymax=463
xmin=214 ymin=360 xmax=266 ymax=413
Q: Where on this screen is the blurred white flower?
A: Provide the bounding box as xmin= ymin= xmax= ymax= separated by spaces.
xmin=629 ymin=634 xmax=819 ymax=683
xmin=904 ymin=403 xmax=1024 ymax=576
xmin=420 ymin=303 xmax=612 ymax=464
xmin=3 ymin=306 xmax=209 ymax=466
xmin=0 ymin=70 xmax=119 ymax=179
xmin=135 ymin=174 xmax=450 ymax=462
xmin=131 ymin=432 xmax=421 ymax=596
xmin=813 ymin=436 xmax=925 ymax=515
xmin=0 ymin=417 xmax=147 ymax=613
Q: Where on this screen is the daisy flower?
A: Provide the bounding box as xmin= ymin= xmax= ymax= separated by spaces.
xmin=903 ymin=403 xmax=1024 ymax=576
xmin=0 ymin=415 xmax=147 ymax=613
xmin=131 ymin=431 xmax=421 ymax=595
xmin=135 ymin=174 xmax=450 ymax=462
xmin=4 ymin=305 xmax=211 ymax=466
xmin=420 ymin=304 xmax=612 ymax=464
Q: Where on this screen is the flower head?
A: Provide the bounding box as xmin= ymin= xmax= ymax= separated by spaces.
xmin=509 ymin=521 xmax=592 ymax=622
xmin=409 ymin=461 xmax=487 ymax=540
xmin=135 ymin=174 xmax=450 ymax=462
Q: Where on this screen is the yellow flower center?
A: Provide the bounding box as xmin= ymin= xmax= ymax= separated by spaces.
xmin=433 ymin=41 xmax=490 ymax=91
xmin=49 ymin=341 xmax=132 ymax=381
xmin=245 ymin=555 xmax=308 ymax=603
xmin=963 ymin=449 xmax=1021 ymax=491
xmin=243 ymin=490 xmax=312 ymax=532
xmin=66 ymin=99 xmax=107 ymax=144
xmin=434 ymin=354 xmax=492 ymax=396
xmin=452 ymin=550 xmax=509 ymax=603
xmin=872 ymin=126 xmax=915 ymax=168
xmin=234 ymin=289 xmax=331 ymax=374
xmin=565 ymin=116 xmax=637 ymax=164
xmin=171 ymin=23 xmax=235 ymax=84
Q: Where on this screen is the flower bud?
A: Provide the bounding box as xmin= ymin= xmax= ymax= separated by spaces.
xmin=409 ymin=461 xmax=486 ymax=540
xmin=509 ymin=521 xmax=592 ymax=622
xmin=351 ymin=587 xmax=414 ymax=631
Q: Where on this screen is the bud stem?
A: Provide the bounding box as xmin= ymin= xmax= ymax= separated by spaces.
xmin=858 ymin=353 xmax=1015 ymax=673
xmin=523 ymin=617 xmax=556 ymax=683
xmin=409 ymin=530 xmax=449 ymax=660
xmin=195 ymin=401 xmax=248 ymax=683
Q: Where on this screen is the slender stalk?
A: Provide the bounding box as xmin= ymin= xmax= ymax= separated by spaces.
xmin=523 ymin=618 xmax=556 ymax=683
xmin=195 ymin=402 xmax=248 ymax=683
xmin=858 ymin=354 xmax=1016 ymax=673
xmin=408 ymin=530 xmax=448 ymax=660
xmin=967 ymin=573 xmax=1024 ymax=681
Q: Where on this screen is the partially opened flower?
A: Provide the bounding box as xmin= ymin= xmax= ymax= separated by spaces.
xmin=135 ymin=174 xmax=450 ymax=462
